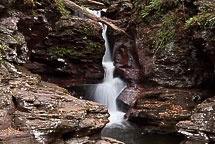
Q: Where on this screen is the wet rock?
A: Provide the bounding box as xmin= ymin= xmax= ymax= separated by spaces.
xmin=0 ymin=0 xmax=105 ymax=87
xmin=66 ymin=136 xmax=124 ymax=144
xmin=135 ymin=23 xmax=214 ymax=88
xmin=0 ymin=61 xmax=114 ymax=144
xmin=150 ymin=42 xmax=214 ymax=88
xmin=106 ymin=0 xmax=133 ymax=20
xmin=12 ymin=82 xmax=109 ymax=144
xmin=22 ymin=15 xmax=105 ymax=87
xmin=0 ymin=13 xmax=29 ymax=64
xmin=177 ymin=96 xmax=215 ymax=144
xmin=113 ymin=37 xmax=142 ymax=83
xmin=106 ymin=0 xmax=141 ymax=83
xmin=125 ymin=88 xmax=209 ymax=133
xmin=117 ymin=84 xmax=143 ymax=112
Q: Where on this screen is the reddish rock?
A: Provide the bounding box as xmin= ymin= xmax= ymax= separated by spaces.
xmin=113 ymin=37 xmax=142 ymax=83
xmin=0 ymin=61 xmax=123 ymax=144
xmin=125 ymin=88 xmax=210 ymax=133
xmin=117 ymin=84 xmax=143 ymax=111
xmin=0 ymin=0 xmax=105 ymax=88
xmin=177 ymin=96 xmax=215 ymax=144
xmin=21 ymin=16 xmax=105 ymax=87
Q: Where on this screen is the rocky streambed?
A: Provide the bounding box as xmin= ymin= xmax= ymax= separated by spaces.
xmin=1 ymin=0 xmax=215 ymax=144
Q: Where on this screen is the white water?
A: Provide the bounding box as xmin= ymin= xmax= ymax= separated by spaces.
xmin=86 ymin=9 xmax=126 ymax=125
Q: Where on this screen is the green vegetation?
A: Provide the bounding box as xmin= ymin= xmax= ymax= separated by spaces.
xmin=101 ymin=0 xmax=110 ymax=5
xmin=155 ymin=14 xmax=175 ymax=50
xmin=9 ymin=0 xmax=16 ymax=4
xmin=139 ymin=0 xmax=178 ymax=23
xmin=0 ymin=44 xmax=5 ymax=51
xmin=48 ymin=47 xmax=71 ymax=58
xmin=55 ymin=0 xmax=69 ymax=16
xmin=185 ymin=2 xmax=215 ymax=30
xmin=47 ymin=41 xmax=103 ymax=59
xmin=65 ymin=25 xmax=94 ymax=37
xmin=140 ymin=0 xmax=162 ymax=19
xmin=0 ymin=44 xmax=5 ymax=63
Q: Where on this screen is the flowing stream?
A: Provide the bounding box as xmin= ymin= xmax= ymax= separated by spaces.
xmin=86 ymin=9 xmax=127 ymax=126
xmin=85 ymin=9 xmax=184 ymax=144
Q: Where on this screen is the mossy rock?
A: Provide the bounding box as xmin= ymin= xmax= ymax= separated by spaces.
xmin=46 ymin=16 xmax=105 ymax=60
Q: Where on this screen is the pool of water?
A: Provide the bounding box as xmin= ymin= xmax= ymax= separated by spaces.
xmin=102 ymin=120 xmax=184 ymax=144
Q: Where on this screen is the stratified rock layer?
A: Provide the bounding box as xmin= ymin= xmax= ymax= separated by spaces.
xmin=122 ymin=88 xmax=208 ymax=133
xmin=177 ymin=96 xmax=215 ymax=144
xmin=0 ymin=61 xmax=120 ymax=144
xmin=0 ymin=0 xmax=105 ymax=88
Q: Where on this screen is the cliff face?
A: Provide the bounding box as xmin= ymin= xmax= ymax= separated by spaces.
xmin=1 ymin=0 xmax=215 ymax=143
xmin=0 ymin=0 xmax=106 ymax=88
xmin=0 ymin=61 xmax=126 ymax=144
xmin=105 ymin=0 xmax=215 ymax=143
xmin=0 ymin=0 xmax=123 ymax=144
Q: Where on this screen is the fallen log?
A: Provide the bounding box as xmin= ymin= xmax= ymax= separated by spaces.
xmin=61 ymin=0 xmax=128 ymax=36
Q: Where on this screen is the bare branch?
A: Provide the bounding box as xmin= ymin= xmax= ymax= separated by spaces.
xmin=61 ymin=0 xmax=129 ymax=36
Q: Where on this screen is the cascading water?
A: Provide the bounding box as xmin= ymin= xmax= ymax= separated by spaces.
xmin=86 ymin=9 xmax=126 ymax=126
xmin=80 ymin=8 xmax=184 ymax=144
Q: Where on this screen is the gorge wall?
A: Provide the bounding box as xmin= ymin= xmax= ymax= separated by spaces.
xmin=1 ymin=0 xmax=215 ymax=143
xmin=107 ymin=0 xmax=215 ymax=143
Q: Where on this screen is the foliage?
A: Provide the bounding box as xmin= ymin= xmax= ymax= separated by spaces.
xmin=0 ymin=44 xmax=5 ymax=51
xmin=155 ymin=13 xmax=175 ymax=49
xmin=48 ymin=47 xmax=71 ymax=58
xmin=47 ymin=41 xmax=103 ymax=59
xmin=185 ymin=2 xmax=215 ymax=30
xmin=140 ymin=0 xmax=162 ymax=19
xmin=102 ymin=0 xmax=110 ymax=5
xmin=55 ymin=0 xmax=69 ymax=16
xmin=139 ymin=0 xmax=178 ymax=23
xmin=0 ymin=44 xmax=5 ymax=63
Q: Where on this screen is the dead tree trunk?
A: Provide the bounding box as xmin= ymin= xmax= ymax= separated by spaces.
xmin=61 ymin=0 xmax=128 ymax=35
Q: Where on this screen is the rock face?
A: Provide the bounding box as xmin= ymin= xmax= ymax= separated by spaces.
xmin=0 ymin=8 xmax=28 ymax=64
xmin=0 ymin=1 xmax=125 ymax=144
xmin=0 ymin=0 xmax=105 ymax=88
xmin=123 ymin=88 xmax=209 ymax=133
xmin=23 ymin=16 xmax=105 ymax=87
xmin=150 ymin=43 xmax=214 ymax=88
xmin=0 ymin=61 xmax=123 ymax=144
xmin=177 ymin=96 xmax=215 ymax=144
xmin=106 ymin=0 xmax=215 ymax=136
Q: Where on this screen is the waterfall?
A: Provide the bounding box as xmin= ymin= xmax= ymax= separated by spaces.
xmin=86 ymin=8 xmax=126 ymax=125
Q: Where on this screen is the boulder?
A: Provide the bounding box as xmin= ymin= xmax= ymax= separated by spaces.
xmin=117 ymin=84 xmax=143 ymax=112
xmin=124 ymin=88 xmax=211 ymax=133
xmin=0 ymin=0 xmax=105 ymax=88
xmin=150 ymin=42 xmax=214 ymax=88
xmin=0 ymin=11 xmax=29 ymax=64
xmin=0 ymin=61 xmax=116 ymax=144
xmin=22 ymin=16 xmax=105 ymax=87
xmin=177 ymin=96 xmax=215 ymax=144
xmin=113 ymin=37 xmax=142 ymax=83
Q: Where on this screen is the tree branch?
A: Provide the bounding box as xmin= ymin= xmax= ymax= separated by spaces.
xmin=61 ymin=0 xmax=129 ymax=36
xmin=86 ymin=0 xmax=105 ymax=7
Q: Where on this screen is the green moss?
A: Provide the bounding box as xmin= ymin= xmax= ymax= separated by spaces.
xmin=185 ymin=2 xmax=215 ymax=30
xmin=55 ymin=0 xmax=69 ymax=16
xmin=9 ymin=0 xmax=16 ymax=4
xmin=0 ymin=44 xmax=5 ymax=63
xmin=155 ymin=13 xmax=175 ymax=50
xmin=0 ymin=44 xmax=5 ymax=51
xmin=139 ymin=0 xmax=178 ymax=23
xmin=100 ymin=0 xmax=110 ymax=5
xmin=48 ymin=47 xmax=71 ymax=58
xmin=47 ymin=40 xmax=104 ymax=59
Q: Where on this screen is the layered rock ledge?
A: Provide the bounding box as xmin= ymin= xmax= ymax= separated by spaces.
xmin=119 ymin=87 xmax=211 ymax=133
xmin=0 ymin=61 xmax=123 ymax=144
xmin=177 ymin=96 xmax=215 ymax=144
